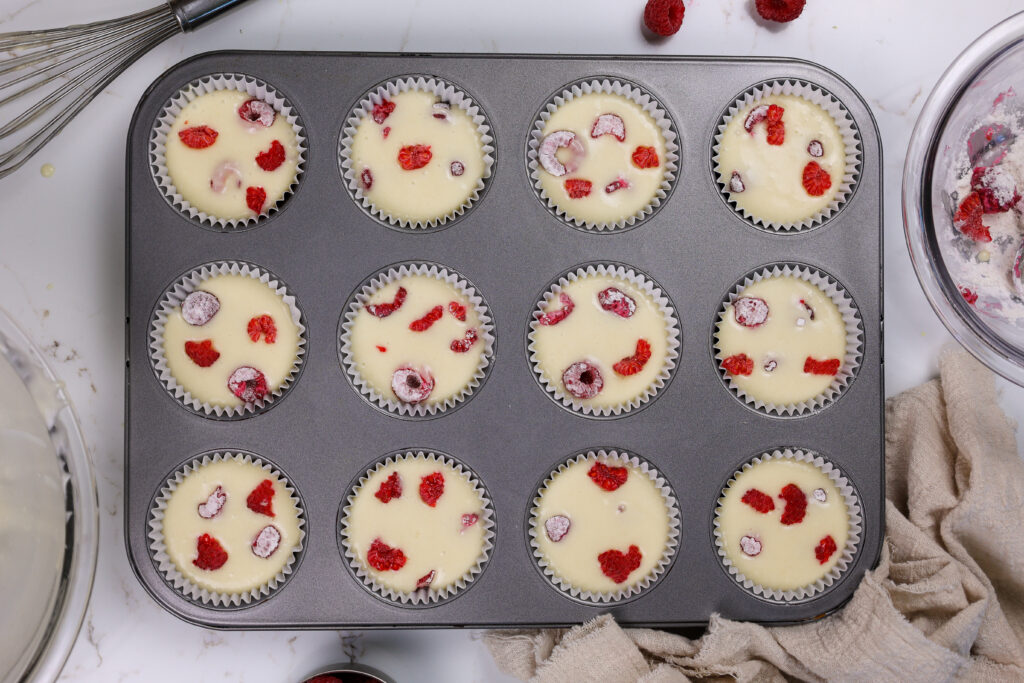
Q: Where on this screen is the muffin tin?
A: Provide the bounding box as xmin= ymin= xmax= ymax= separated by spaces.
xmin=125 ymin=52 xmax=884 ymax=628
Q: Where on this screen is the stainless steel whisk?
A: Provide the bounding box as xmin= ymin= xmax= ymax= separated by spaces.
xmin=0 ymin=0 xmax=252 ymax=179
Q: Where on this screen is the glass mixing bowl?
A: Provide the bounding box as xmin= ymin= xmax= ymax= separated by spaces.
xmin=904 ymin=11 xmax=1024 ymax=384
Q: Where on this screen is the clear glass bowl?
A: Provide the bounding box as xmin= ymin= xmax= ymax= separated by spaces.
xmin=904 ymin=11 xmax=1024 ymax=383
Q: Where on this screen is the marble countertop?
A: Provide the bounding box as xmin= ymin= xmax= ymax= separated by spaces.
xmin=2 ymin=0 xmax=1023 ymax=680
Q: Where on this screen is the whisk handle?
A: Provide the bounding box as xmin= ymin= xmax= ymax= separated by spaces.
xmin=167 ymin=0 xmax=254 ymax=32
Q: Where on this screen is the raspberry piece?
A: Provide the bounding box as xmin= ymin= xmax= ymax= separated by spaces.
xmin=631 ymin=146 xmax=659 ymax=169
xmin=588 ymin=462 xmax=628 ymax=491
xmin=741 ymin=488 xmax=775 ymax=513
xmin=193 ymin=533 xmax=228 ymax=571
xmin=197 ymin=486 xmax=226 ymax=519
xmin=562 ymin=360 xmax=604 ymax=399
xmin=432 ymin=101 xmax=451 ymax=120
xmin=391 ymin=367 xmax=434 ymax=403
xmin=538 ymin=130 xmax=585 ymax=177
xmin=178 ymin=125 xmax=218 ymax=149
xmin=765 ymin=117 xmax=785 ymax=146
xmin=960 ymin=286 xmax=979 ymax=305
xmin=605 ymin=177 xmax=630 ymax=194
xmin=238 ymin=98 xmax=276 ymax=127
xmin=371 ymin=99 xmax=395 ymax=124
xmin=743 ymin=105 xmax=770 ymax=133
xmin=591 ymin=113 xmax=626 ymax=141
xmin=815 ymin=535 xmax=838 ymax=564
xmin=450 ymin=328 xmax=479 ymax=353
xmin=366 ymin=286 xmax=407 ymax=318
xmin=382 ymin=126 xmax=391 ymax=139
xmin=739 ymin=535 xmax=762 ymax=557
xmin=255 ymin=140 xmax=286 ymax=171
xmin=598 ymin=287 xmax=637 ymax=318
xmin=755 ymin=0 xmax=806 ymax=22
xmin=802 ymin=161 xmax=832 ymax=197
xmin=374 ymin=472 xmax=402 ymax=503
xmin=367 ymin=538 xmax=406 ymax=571
xmin=722 ymin=353 xmax=754 ymax=376
xmin=210 ymin=161 xmax=242 ymax=193
xmin=613 ymin=339 xmax=652 ymax=376
xmin=953 ymin=192 xmax=992 ymax=242
xmin=564 ymin=178 xmax=593 ymax=198
xmin=227 ymin=366 xmax=269 ymax=402
xmin=409 ymin=305 xmax=444 ymax=331
xmin=448 ymin=301 xmax=467 ymax=321
xmin=247 ymin=314 xmax=277 ymax=343
xmin=799 ymin=299 xmax=816 ymax=320
xmin=733 ymin=297 xmax=769 ymax=327
xmin=251 ymin=525 xmax=281 ymax=559
xmin=778 ymin=483 xmax=807 ymax=525
xmin=812 ymin=488 xmax=827 ymax=503
xmin=184 ymin=339 xmax=220 ymax=368
xmin=461 ymin=513 xmax=479 ymax=529
xmin=807 ymin=140 xmax=824 ymax=157
xmin=804 ymin=357 xmax=841 ymax=375
xmin=360 ymin=168 xmax=373 ymax=191
xmin=544 ymin=515 xmax=571 ymax=542
xmin=398 ymin=144 xmax=432 ymax=171
xmin=970 ymin=166 xmax=1021 ymax=213
xmin=246 ymin=479 xmax=276 ymax=517
xmin=376 ymin=345 xmax=387 ymax=353
xmin=764 ymin=359 xmax=778 ymax=372
xmin=536 ymin=292 xmax=574 ymax=326
xmin=450 ymin=161 xmax=465 ymax=176
xmin=598 ymin=545 xmax=642 ymax=584
xmin=416 ymin=570 xmax=436 ymax=589
xmin=419 ymin=472 xmax=445 ymax=507
xmin=729 ymin=171 xmax=745 ymax=193
xmin=246 ymin=186 xmax=267 ymax=214
xmin=643 ymin=0 xmax=685 ymax=36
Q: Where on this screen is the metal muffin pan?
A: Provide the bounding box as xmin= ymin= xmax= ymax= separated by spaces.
xmin=125 ymin=51 xmax=884 ymax=629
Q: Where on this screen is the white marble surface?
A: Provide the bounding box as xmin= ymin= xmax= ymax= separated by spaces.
xmin=2 ymin=0 xmax=1023 ymax=681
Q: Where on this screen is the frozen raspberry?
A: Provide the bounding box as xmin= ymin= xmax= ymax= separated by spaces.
xmin=371 ymin=99 xmax=395 ymax=124
xmin=812 ymin=488 xmax=827 ymax=503
xmin=605 ymin=178 xmax=630 ymax=194
xmin=227 ymin=366 xmax=269 ymax=402
xmin=450 ymin=329 xmax=479 ymax=353
xmin=193 ymin=533 xmax=228 ymax=571
xmin=238 ymin=98 xmax=276 ymax=127
xmin=741 ymin=488 xmax=775 ymax=513
xmin=255 ymin=140 xmax=286 ymax=172
xmin=184 ymin=339 xmax=220 ymax=368
xmin=536 ymin=292 xmax=574 ymax=326
xmin=544 ymin=515 xmax=571 ymax=542
xmin=631 ymin=146 xmax=659 ymax=169
xmin=210 ymin=161 xmax=242 ymax=193
xmin=765 ymin=107 xmax=786 ymax=145
xmin=598 ymin=545 xmax=642 ymax=584
xmin=588 ymin=462 xmax=628 ymax=491
xmin=432 ymin=101 xmax=451 ymax=120
xmin=376 ymin=345 xmax=387 ymax=353
xmin=409 ymin=305 xmax=444 ymax=331
xmin=538 ymin=130 xmax=585 ymax=177
xmin=178 ymin=125 xmax=218 ymax=149
xmin=739 ymin=535 xmax=762 ymax=557
xmin=722 ymin=353 xmax=754 ymax=376
xmin=591 ymin=113 xmax=626 ymax=141
xmin=804 ymin=357 xmax=841 ymax=375
xmin=778 ymin=483 xmax=807 ymax=525
xmin=246 ymin=186 xmax=267 ymax=214
xmin=360 ymin=168 xmax=373 ymax=191
xmin=461 ymin=513 xmax=479 ymax=529
xmin=953 ymin=192 xmax=992 ymax=242
xmin=733 ymin=297 xmax=769 ymax=327
xmin=564 ymin=178 xmax=593 ymax=198
xmin=382 ymin=126 xmax=391 ymax=139
xmin=802 ymin=161 xmax=832 ymax=197
xmin=416 ymin=570 xmax=436 ymax=589
xmin=613 ymin=339 xmax=652 ymax=376
xmin=246 ymin=479 xmax=276 ymax=517
xmin=755 ymin=0 xmax=806 ymax=23
xmin=419 ymin=472 xmax=445 ymax=507
xmin=197 ymin=486 xmax=226 ymax=519
xmin=251 ymin=525 xmax=281 ymax=559
xmin=367 ymin=538 xmax=406 ymax=571
xmin=366 ymin=286 xmax=407 ymax=318
xmin=799 ymin=299 xmax=816 ymax=320
xmin=815 ymin=535 xmax=838 ymax=564
xmin=598 ymin=287 xmax=637 ymax=318
xmin=970 ymin=166 xmax=1021 ymax=213
xmin=391 ymin=367 xmax=434 ymax=403
xmin=743 ymin=105 xmax=770 ymax=133
xmin=807 ymin=140 xmax=824 ymax=157
xmin=562 ymin=361 xmax=604 ymax=399
xmin=398 ymin=144 xmax=432 ymax=171
xmin=959 ymin=286 xmax=979 ymax=305
xmin=448 ymin=301 xmax=467 ymax=321
xmin=374 ymin=472 xmax=402 ymax=503
xmin=764 ymin=359 xmax=778 ymax=372
xmin=643 ymin=0 xmax=685 ymax=36
xmin=247 ymin=314 xmax=277 ymax=343
xmin=729 ymin=171 xmax=745 ymax=193
xmin=450 ymin=161 xmax=465 ymax=176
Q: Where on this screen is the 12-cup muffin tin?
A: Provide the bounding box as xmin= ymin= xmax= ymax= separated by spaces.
xmin=124 ymin=52 xmax=884 ymax=628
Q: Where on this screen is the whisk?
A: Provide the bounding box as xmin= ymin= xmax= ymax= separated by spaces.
xmin=0 ymin=0 xmax=253 ymax=179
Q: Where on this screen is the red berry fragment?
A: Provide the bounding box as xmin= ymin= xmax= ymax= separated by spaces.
xmin=722 ymin=353 xmax=754 ymax=376
xmin=193 ymin=533 xmax=228 ymax=571
xmin=953 ymin=192 xmax=992 ymax=242
xmin=366 ymin=286 xmax=407 ymax=318
xmin=367 ymin=538 xmax=406 ymax=571
xmin=197 ymin=486 xmax=226 ymax=519
xmin=802 ymin=161 xmax=832 ymax=197
xmin=799 ymin=299 xmax=816 ymax=320
xmin=246 ymin=479 xmax=276 ymax=518
xmin=251 ymin=525 xmax=281 ymax=559
xmin=815 ymin=535 xmax=838 ymax=564
xmin=733 ymin=297 xmax=769 ymax=327
xmin=591 ymin=113 xmax=626 ymax=141
xmin=741 ymin=488 xmax=775 ymax=513
xmin=432 ymin=101 xmax=451 ymax=120
xmin=536 ymin=292 xmax=574 ymax=326
xmin=598 ymin=287 xmax=637 ymax=318
xmin=391 ymin=367 xmax=434 ymax=403
xmin=631 ymin=146 xmax=659 ymax=169
xmin=374 ymin=472 xmax=402 ymax=503
xmin=643 ymin=0 xmax=685 ymax=36
xmin=210 ymin=161 xmax=243 ymax=193
xmin=178 ymin=125 xmax=218 ymax=149
xmin=461 ymin=513 xmax=479 ymax=529
xmin=450 ymin=160 xmax=465 ymax=176
xmin=807 ymin=140 xmax=824 ymax=158
xmin=184 ymin=339 xmax=220 ymax=367
xmin=419 ymin=472 xmax=445 ymax=507
xmin=605 ymin=177 xmax=630 ymax=194
xmin=398 ymin=144 xmax=432 ymax=171
xmin=588 ymin=462 xmax=628 ymax=491
xmin=739 ymin=535 xmax=762 ymax=557
xmin=246 ymin=186 xmax=267 ymax=214
xmin=613 ymin=338 xmax=652 ymax=376
xmin=450 ymin=328 xmax=479 ymax=353
xmin=743 ymin=105 xmax=770 ymax=133
xmin=227 ymin=366 xmax=269 ymax=402
xmin=544 ymin=515 xmax=571 ymax=542
xmin=416 ymin=570 xmax=436 ymax=589
xmin=372 ymin=99 xmax=395 ymax=124
xmin=755 ymin=0 xmax=806 ymax=23
xmin=360 ymin=168 xmax=374 ymax=191
xmin=804 ymin=357 xmax=841 ymax=375
xmin=247 ymin=314 xmax=277 ymax=343
xmin=538 ymin=130 xmax=585 ymax=177
xmin=409 ymin=305 xmax=444 ymax=331
xmin=376 ymin=345 xmax=387 ymax=353
xmin=255 ymin=140 xmax=286 ymax=172
xmin=812 ymin=488 xmax=827 ymax=503
xmin=764 ymin=359 xmax=778 ymax=372
xmin=729 ymin=171 xmax=745 ymax=193
xmin=564 ymin=178 xmax=593 ymax=198
xmin=779 ymin=483 xmax=807 ymax=525
xmin=448 ymin=301 xmax=467 ymax=321
xmin=238 ymin=98 xmax=276 ymax=127
xmin=382 ymin=126 xmax=391 ymax=139
xmin=598 ymin=545 xmax=642 ymax=584
xmin=971 ymin=166 xmax=1021 ymax=213
xmin=562 ymin=360 xmax=604 ymax=399
xmin=959 ymin=286 xmax=979 ymax=305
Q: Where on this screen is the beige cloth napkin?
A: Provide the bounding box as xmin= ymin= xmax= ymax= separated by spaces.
xmin=484 ymin=348 xmax=1024 ymax=682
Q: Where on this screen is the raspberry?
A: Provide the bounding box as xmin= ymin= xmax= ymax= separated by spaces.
xmin=733 ymin=297 xmax=769 ymax=327
xmin=398 ymin=144 xmax=432 ymax=171
xmin=419 ymin=472 xmax=445 ymax=507
xmin=766 ymin=120 xmax=785 ymax=145
xmin=739 ymin=535 xmax=762 ymax=556
xmin=371 ymin=99 xmax=395 ymax=124
xmin=802 ymin=161 xmax=832 ymax=197
xmin=210 ymin=161 xmax=242 ymax=193
xmin=382 ymin=126 xmax=391 ymax=138
xmin=755 ymin=0 xmax=806 ymax=23
xmin=238 ymin=98 xmax=275 ymax=127
xmin=591 ymin=113 xmax=626 ymax=141
xmin=605 ymin=177 xmax=630 ymax=194
xmin=367 ymin=538 xmax=406 ymax=571
xmin=536 ymin=292 xmax=574 ymax=326
xmin=631 ymin=146 xmax=659 ymax=169
xmin=953 ymin=192 xmax=992 ymax=242
xmin=376 ymin=345 xmax=387 ymax=353
xmin=448 ymin=301 xmax=467 ymax=321
xmin=247 ymin=314 xmax=277 ymax=343
xmin=193 ymin=533 xmax=228 ymax=571
xmin=743 ymin=105 xmax=770 ymax=133
xmin=613 ymin=339 xmax=652 ymax=376
xmin=799 ymin=299 xmax=816 ymax=320
xmin=255 ymin=140 xmax=286 ymax=171
xmin=538 ymin=130 xmax=585 ymax=177
xmin=598 ymin=287 xmax=636 ymax=318
xmin=227 ymin=366 xmax=269 ymax=402
xmin=461 ymin=513 xmax=479 ymax=529
xmin=374 ymin=472 xmax=402 ymax=503
xmin=741 ymin=488 xmax=775 ymax=513
xmin=764 ymin=359 xmax=778 ymax=372
xmin=391 ymin=367 xmax=434 ymax=403
xmin=729 ymin=171 xmax=745 ymax=193
xmin=588 ymin=462 xmax=628 ymax=491
xmin=564 ymin=178 xmax=593 ymax=198
xmin=416 ymin=570 xmax=436 ymax=589
xmin=246 ymin=479 xmax=276 ymax=517
xmin=366 ymin=286 xmax=407 ymax=318
xmin=804 ymin=357 xmax=841 ymax=375
xmin=643 ymin=0 xmax=685 ymax=36
xmin=598 ymin=545 xmax=642 ymax=583
xmin=562 ymin=360 xmax=604 ymax=399
xmin=246 ymin=186 xmax=267 ymax=214
xmin=178 ymin=125 xmax=218 ymax=149
xmin=722 ymin=353 xmax=754 ymax=376
xmin=778 ymin=483 xmax=807 ymax=525
xmin=959 ymin=286 xmax=979 ymax=305
xmin=360 ymin=168 xmax=373 ymax=191
xmin=970 ymin=166 xmax=1021 ymax=213
xmin=197 ymin=486 xmax=226 ymax=519
xmin=409 ymin=305 xmax=444 ymax=331
xmin=812 ymin=488 xmax=827 ymax=503
xmin=432 ymin=102 xmax=451 ymax=120
xmin=184 ymin=339 xmax=220 ymax=367
xmin=450 ymin=161 xmax=465 ymax=176
xmin=807 ymin=140 xmax=824 ymax=157
xmin=815 ymin=535 xmax=838 ymax=564
xmin=450 ymin=329 xmax=479 ymax=353
xmin=251 ymin=525 xmax=281 ymax=558
xmin=544 ymin=515 xmax=571 ymax=542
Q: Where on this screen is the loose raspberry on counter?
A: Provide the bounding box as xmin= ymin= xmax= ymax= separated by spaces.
xmin=741 ymin=488 xmax=775 ymax=513
xmin=564 ymin=178 xmax=593 ymax=198
xmin=247 ymin=314 xmax=277 ymax=343
xmin=643 ymin=0 xmax=685 ymax=37
xmin=545 ymin=515 xmax=571 ymax=542
xmin=802 ymin=161 xmax=832 ymax=196
xmin=598 ymin=545 xmax=642 ymax=583
xmin=803 ymin=356 xmax=841 ymax=375
xmin=631 ymin=146 xmax=660 ymax=169
xmin=448 ymin=301 xmax=467 ymax=321
xmin=419 ymin=472 xmax=445 ymax=507
xmin=227 ymin=366 xmax=269 ymax=402
xmin=591 ymin=113 xmax=627 ymax=141
xmin=588 ymin=462 xmax=628 ymax=491
xmin=613 ymin=339 xmax=652 ymax=376
xmin=562 ymin=360 xmax=604 ymax=399
xmin=733 ymin=297 xmax=769 ymax=327
xmin=366 ymin=286 xmax=407 ymax=318
xmin=255 ymin=140 xmax=286 ymax=172
xmin=184 ymin=339 xmax=220 ymax=368
xmin=367 ymin=538 xmax=407 ymax=571
xmin=251 ymin=525 xmax=281 ymax=559
xmin=778 ymin=483 xmax=807 ymax=525
xmin=815 ymin=535 xmax=838 ymax=564
xmin=246 ymin=186 xmax=267 ymax=214
xmin=372 ymin=99 xmax=396 ymax=124
xmin=755 ymin=0 xmax=806 ymax=23
xmin=197 ymin=486 xmax=226 ymax=519
xmin=374 ymin=472 xmax=402 ymax=503
xmin=450 ymin=328 xmax=479 ymax=353
xmin=536 ymin=292 xmax=574 ymax=326
xmin=193 ymin=533 xmax=229 ymax=571
xmin=178 ymin=125 xmax=218 ymax=149
xmin=598 ymin=287 xmax=637 ymax=318
xmin=398 ymin=144 xmax=432 ymax=171
xmin=722 ymin=353 xmax=754 ymax=376
xmin=409 ymin=305 xmax=444 ymax=331
xmin=953 ymin=192 xmax=992 ymax=242
xmin=246 ymin=479 xmax=276 ymax=517
xmin=391 ymin=367 xmax=434 ymax=404
xmin=238 ymin=98 xmax=276 ymax=127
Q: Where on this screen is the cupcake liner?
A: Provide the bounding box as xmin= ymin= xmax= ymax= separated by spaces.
xmin=712 ymin=448 xmax=863 ymax=602
xmin=712 ymin=79 xmax=862 ymax=232
xmin=713 ymin=263 xmax=863 ymax=417
xmin=528 ymin=449 xmax=681 ymax=604
xmin=339 ymin=76 xmax=496 ymax=230
xmin=528 ymin=78 xmax=679 ymax=231
xmin=147 ymin=450 xmax=306 ymax=608
xmin=339 ymin=450 xmax=495 ymax=605
xmin=149 ymin=73 xmax=307 ymax=229
xmin=149 ymin=261 xmax=307 ymax=419
xmin=527 ymin=263 xmax=680 ymax=417
xmin=338 ymin=261 xmax=495 ymax=418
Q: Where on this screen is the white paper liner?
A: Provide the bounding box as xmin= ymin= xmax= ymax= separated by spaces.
xmin=527 ymin=78 xmax=679 ymax=231
xmin=149 ymin=260 xmax=307 ymax=419
xmin=147 ymin=451 xmax=306 ymax=607
xmin=527 ymin=263 xmax=680 ymax=417
xmin=712 ymin=79 xmax=862 ymax=232
xmin=338 ymin=262 xmax=495 ymax=417
xmin=712 ymin=448 xmax=863 ymax=602
xmin=528 ymin=449 xmax=681 ymax=604
xmin=149 ymin=73 xmax=307 ymax=229
xmin=338 ymin=76 xmax=496 ymax=229
xmin=713 ymin=263 xmax=863 ymax=417
xmin=339 ymin=450 xmax=495 ymax=605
